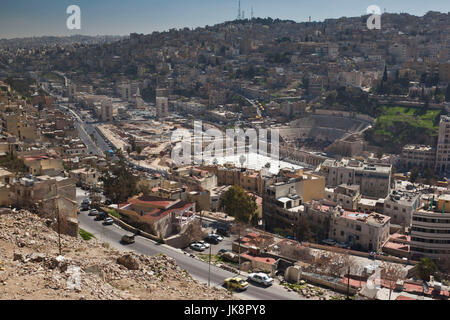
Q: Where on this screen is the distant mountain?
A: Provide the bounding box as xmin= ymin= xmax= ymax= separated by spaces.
xmin=0 ymin=35 xmax=127 ymax=49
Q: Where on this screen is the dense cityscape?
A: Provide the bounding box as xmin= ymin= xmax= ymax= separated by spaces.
xmin=1 ymin=2 xmax=450 ymax=304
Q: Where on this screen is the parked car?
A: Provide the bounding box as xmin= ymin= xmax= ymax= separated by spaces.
xmin=204 ymin=235 xmax=220 ymax=245
xmin=335 ymin=241 xmax=350 ymax=249
xmin=94 ymin=212 xmax=107 ymax=221
xmin=218 ymin=249 xmax=229 ymax=255
xmin=197 ymin=240 xmax=210 ymax=249
xmin=103 ymin=217 xmax=114 ymax=225
xmin=88 ymin=209 xmax=99 ymax=216
xmin=216 ymin=228 xmax=230 ymax=237
xmin=121 ymin=235 xmax=135 ymax=244
xmin=247 ymin=273 xmax=274 ymax=287
xmin=209 ymin=233 xmax=223 ymax=242
xmin=190 ymin=242 xmax=206 ymax=252
xmin=224 ymin=277 xmax=249 ymax=291
xmin=322 ymin=239 xmax=337 ymax=246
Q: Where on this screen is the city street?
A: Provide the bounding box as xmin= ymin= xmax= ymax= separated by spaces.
xmin=75 ymin=188 xmax=304 ymax=300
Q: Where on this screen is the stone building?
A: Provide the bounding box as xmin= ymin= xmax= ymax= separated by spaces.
xmin=11 ymin=175 xmax=78 ymax=236
xmin=383 ymin=190 xmax=421 ymax=227
xmin=320 ymin=158 xmax=392 ymax=199
xmin=306 ymin=202 xmax=391 ymax=251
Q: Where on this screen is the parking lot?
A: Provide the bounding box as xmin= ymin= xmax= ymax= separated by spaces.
xmin=184 ymin=223 xmax=236 ymax=255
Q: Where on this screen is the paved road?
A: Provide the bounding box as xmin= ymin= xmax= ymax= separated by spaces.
xmin=60 ymin=104 xmax=118 ymax=161
xmin=75 ymin=189 xmax=303 ymax=300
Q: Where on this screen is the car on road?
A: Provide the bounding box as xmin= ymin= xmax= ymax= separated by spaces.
xmin=121 ymin=235 xmax=135 ymax=244
xmin=189 ymin=242 xmax=206 ymax=252
xmin=103 ymin=217 xmax=114 ymax=225
xmin=88 ymin=209 xmax=99 ymax=216
xmin=247 ymin=273 xmax=274 ymax=287
xmin=224 ymin=277 xmax=249 ymax=291
xmin=204 ymin=235 xmax=220 ymax=245
xmin=322 ymin=239 xmax=337 ymax=246
xmin=81 ymin=198 xmax=90 ymax=211
xmin=94 ymin=212 xmax=107 ymax=221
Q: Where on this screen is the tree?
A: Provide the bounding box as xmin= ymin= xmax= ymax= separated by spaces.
xmin=220 ymin=185 xmax=258 ymax=273
xmin=297 ymin=216 xmax=313 ymax=242
xmin=100 ymin=157 xmax=137 ymax=204
xmin=381 ymin=261 xmax=406 ymax=300
xmin=417 ymin=258 xmax=438 ymax=281
xmin=136 ymin=179 xmax=151 ymax=197
xmin=376 ymin=149 xmax=383 ymax=159
xmin=220 ymin=185 xmax=257 ymax=225
xmin=410 ymin=167 xmax=419 ymax=183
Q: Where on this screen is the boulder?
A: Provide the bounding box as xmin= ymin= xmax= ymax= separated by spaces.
xmin=13 ymin=251 xmax=27 ymax=263
xmin=117 ymin=254 xmax=140 ymax=270
xmin=28 ymin=253 xmax=46 ymax=262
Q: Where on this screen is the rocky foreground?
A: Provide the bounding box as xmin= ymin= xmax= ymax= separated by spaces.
xmin=0 ymin=209 xmax=235 ymax=300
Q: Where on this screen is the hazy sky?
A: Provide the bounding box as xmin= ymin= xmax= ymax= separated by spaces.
xmin=0 ymin=0 xmax=449 ymax=39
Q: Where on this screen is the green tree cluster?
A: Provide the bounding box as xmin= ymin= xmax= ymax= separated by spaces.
xmin=100 ymin=156 xmax=137 ymax=204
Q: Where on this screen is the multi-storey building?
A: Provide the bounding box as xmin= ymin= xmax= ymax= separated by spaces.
xmin=435 ymin=115 xmax=450 ymax=175
xmin=320 ymin=158 xmax=392 ymax=199
xmin=262 ymin=171 xmax=325 ymax=236
xmin=400 ymin=144 xmax=436 ymax=170
xmin=324 ymin=184 xmax=361 ymax=211
xmin=383 ymin=190 xmax=421 ymax=227
xmin=305 ymin=202 xmax=391 ymax=251
xmin=155 ymin=88 xmax=169 ymax=119
xmin=410 ymin=197 xmax=450 ymax=260
xmin=100 ymin=100 xmax=113 ymax=122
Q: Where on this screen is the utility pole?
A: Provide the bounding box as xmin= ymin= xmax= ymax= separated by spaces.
xmin=55 ymin=183 xmax=62 ymax=256
xmin=346 ymin=266 xmax=350 ymax=300
xmin=208 ymin=243 xmax=212 ymax=286
xmin=57 ymin=203 xmax=62 ymax=256
xmin=238 ymin=225 xmax=242 ymax=275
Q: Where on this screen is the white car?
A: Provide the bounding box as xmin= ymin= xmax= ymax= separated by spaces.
xmin=247 ymin=273 xmax=274 ymax=286
xmin=198 ymin=240 xmax=210 ymax=249
xmin=190 ymin=243 xmax=206 ymax=252
xmin=209 ymin=233 xmax=223 ymax=242
xmin=88 ymin=209 xmax=99 ymax=216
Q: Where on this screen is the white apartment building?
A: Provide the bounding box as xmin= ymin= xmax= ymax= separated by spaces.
xmin=383 ymin=190 xmax=421 ymax=227
xmin=411 ymin=204 xmax=450 ymax=260
xmin=435 ymin=115 xmax=450 ymax=175
xmin=320 ymin=158 xmax=392 ymax=199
